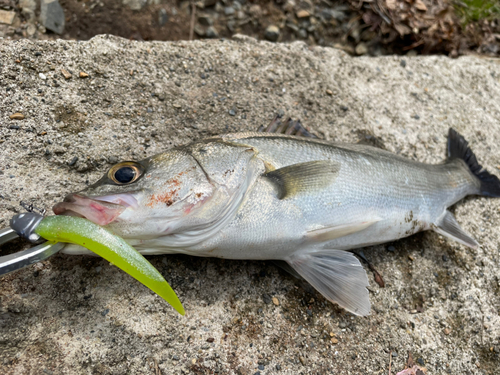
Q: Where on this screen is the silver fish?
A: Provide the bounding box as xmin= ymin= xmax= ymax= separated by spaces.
xmin=53 ymin=120 xmax=500 ymax=316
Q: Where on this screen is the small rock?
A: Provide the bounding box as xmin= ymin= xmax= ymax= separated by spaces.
xmin=355 ymin=43 xmax=368 ymax=56
xmin=387 ymin=245 xmax=395 ymax=252
xmin=444 ymin=328 xmax=451 ymax=335
xmin=224 ymin=7 xmax=235 ymax=16
xmin=79 ymin=72 xmax=89 ymax=78
xmin=20 ymin=0 xmax=37 ymax=11
xmin=276 ymin=364 xmax=281 ymax=370
xmin=122 ymin=0 xmax=147 ymax=10
xmin=299 ymin=356 xmax=306 ymax=365
xmin=207 ymin=337 xmax=214 ymax=342
xmin=39 ymin=73 xmax=47 ymax=80
xmin=101 ymin=308 xmax=109 ymax=317
xmin=61 ymin=69 xmax=72 ymax=79
xmin=198 ymin=14 xmax=213 ymax=26
xmin=194 ymin=24 xmax=205 ymax=37
xmin=205 ymin=26 xmax=218 ymax=38
xmin=26 ymin=23 xmax=37 ymax=36
xmin=326 ymin=89 xmax=333 ymax=96
xmin=10 ymin=113 xmax=25 ymax=120
xmin=262 ymin=294 xmax=271 ymax=304
xmin=158 ymin=8 xmax=168 ymax=26
xmin=265 ymin=25 xmax=280 ymax=42
xmin=229 ymin=109 xmax=236 ymax=116
xmin=0 ymin=10 xmax=16 ymax=25
xmin=400 ymin=59 xmax=407 ymax=68
xmin=272 ymin=297 xmax=279 ymax=306
xmin=331 ymin=338 xmax=338 ymax=344
xmin=248 ymin=4 xmax=261 ymax=17
xmin=68 ymin=156 xmax=78 ymax=166
xmin=296 ymin=10 xmax=310 ymax=18
xmin=40 ymin=0 xmax=65 ymax=34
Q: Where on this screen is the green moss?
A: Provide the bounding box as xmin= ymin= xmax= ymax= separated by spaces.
xmin=455 ymin=0 xmax=500 ymax=24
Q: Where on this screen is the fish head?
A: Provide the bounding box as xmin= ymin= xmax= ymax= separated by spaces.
xmin=53 ymin=150 xmax=215 ymax=239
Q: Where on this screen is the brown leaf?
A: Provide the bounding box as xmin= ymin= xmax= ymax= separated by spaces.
xmin=415 ymin=0 xmax=427 ymax=11
xmin=386 ymin=0 xmax=397 ymax=10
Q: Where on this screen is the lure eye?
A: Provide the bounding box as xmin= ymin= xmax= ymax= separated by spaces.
xmin=108 ymin=162 xmax=143 ymax=185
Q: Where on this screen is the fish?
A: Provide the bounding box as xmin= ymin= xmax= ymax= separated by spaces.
xmin=52 ymin=117 xmax=500 ymax=316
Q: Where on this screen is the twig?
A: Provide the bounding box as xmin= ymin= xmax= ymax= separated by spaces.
xmin=189 ymin=2 xmax=196 ymax=41
xmin=388 ymin=350 xmax=392 ymax=375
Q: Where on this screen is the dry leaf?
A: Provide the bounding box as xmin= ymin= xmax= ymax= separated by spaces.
xmin=415 ymin=0 xmax=427 ymax=12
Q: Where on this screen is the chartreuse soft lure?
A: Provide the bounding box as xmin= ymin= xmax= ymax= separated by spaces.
xmin=34 ymin=215 xmax=185 ymax=315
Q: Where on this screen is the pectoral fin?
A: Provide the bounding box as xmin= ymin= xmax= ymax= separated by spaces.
xmin=263 ymin=160 xmax=340 ymax=199
xmin=305 ymin=219 xmax=380 ymax=242
xmin=286 ymin=248 xmax=371 ymax=316
xmin=433 ymin=210 xmax=478 ymax=249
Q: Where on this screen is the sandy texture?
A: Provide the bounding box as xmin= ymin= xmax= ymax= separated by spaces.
xmin=0 ymin=35 xmax=499 ymax=374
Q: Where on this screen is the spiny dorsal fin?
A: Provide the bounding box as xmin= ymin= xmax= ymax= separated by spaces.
xmin=257 ymin=115 xmax=317 ymax=138
xmin=286 ymin=248 xmax=371 ymax=316
xmin=433 ymin=210 xmax=478 ymax=249
xmin=263 ymin=160 xmax=340 ymax=199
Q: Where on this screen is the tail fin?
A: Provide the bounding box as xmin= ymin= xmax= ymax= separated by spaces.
xmin=447 ymin=128 xmax=500 ymax=197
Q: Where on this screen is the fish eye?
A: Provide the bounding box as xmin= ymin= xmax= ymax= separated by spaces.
xmin=108 ymin=162 xmax=143 ymax=185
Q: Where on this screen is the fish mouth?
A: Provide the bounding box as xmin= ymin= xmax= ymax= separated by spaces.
xmin=53 ymin=194 xmax=137 ymax=226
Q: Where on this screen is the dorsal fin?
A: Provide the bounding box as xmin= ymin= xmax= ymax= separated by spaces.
xmin=263 ymin=160 xmax=340 ymax=199
xmin=257 ymin=115 xmax=317 ymax=138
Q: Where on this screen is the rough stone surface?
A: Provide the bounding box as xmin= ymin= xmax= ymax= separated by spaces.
xmin=40 ymin=0 xmax=65 ymax=35
xmin=1 ymin=35 xmax=500 ymax=374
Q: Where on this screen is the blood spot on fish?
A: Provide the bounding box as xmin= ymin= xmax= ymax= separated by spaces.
xmin=147 ymin=178 xmax=181 ymax=207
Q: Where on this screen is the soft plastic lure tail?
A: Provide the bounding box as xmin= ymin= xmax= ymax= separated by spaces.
xmin=34 ymin=215 xmax=185 ymax=315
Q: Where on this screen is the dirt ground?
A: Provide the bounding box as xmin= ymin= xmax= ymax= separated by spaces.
xmin=1 ymin=0 xmax=500 ymax=56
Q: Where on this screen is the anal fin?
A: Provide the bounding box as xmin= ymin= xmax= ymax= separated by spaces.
xmin=286 ymin=248 xmax=371 ymax=316
xmin=433 ymin=210 xmax=478 ymax=249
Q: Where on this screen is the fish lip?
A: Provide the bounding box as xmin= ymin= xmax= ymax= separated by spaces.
xmin=52 ymin=193 xmax=134 ymax=226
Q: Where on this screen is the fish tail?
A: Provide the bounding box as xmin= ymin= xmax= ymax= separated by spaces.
xmin=447 ymin=128 xmax=500 ymax=197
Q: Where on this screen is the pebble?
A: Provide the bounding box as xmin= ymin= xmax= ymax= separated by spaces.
xmin=326 ymin=89 xmax=333 ymax=95
xmin=68 ymin=156 xmax=78 ymax=166
xmin=331 ymin=338 xmax=338 ymax=344
xmin=262 ymin=294 xmax=271 ymax=304
xmin=10 ymin=113 xmax=25 ymax=120
xmin=265 ymin=25 xmax=280 ymax=42
xmin=39 ymin=73 xmax=47 ymax=80
xmin=158 ymin=8 xmax=168 ymax=26
xmin=229 ymin=109 xmax=236 ymax=116
xmin=276 ymin=364 xmax=281 ymax=370
xmin=61 ymin=69 xmax=72 ymax=79
xmin=296 ymin=10 xmax=310 ymax=18
xmin=198 ymin=15 xmax=213 ymax=26
xmin=206 ymin=26 xmax=219 ymax=38
xmin=224 ymin=7 xmax=235 ymax=16
xmin=79 ymin=72 xmax=89 ymax=78
xmin=101 ymin=308 xmax=109 ymax=317
xmin=258 ymin=364 xmax=264 ymax=370
xmin=172 ymin=355 xmax=180 ymax=361
xmin=272 ymin=297 xmax=279 ymax=306
xmin=387 ymin=245 xmax=395 ymax=252
xmin=355 ymin=43 xmax=368 ymax=56
xmin=299 ymin=356 xmax=306 ymax=365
